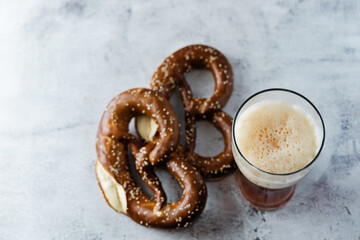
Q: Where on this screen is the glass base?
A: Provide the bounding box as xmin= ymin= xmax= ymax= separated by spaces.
xmin=235 ymin=170 xmax=295 ymax=211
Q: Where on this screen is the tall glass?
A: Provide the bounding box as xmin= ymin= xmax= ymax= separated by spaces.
xmin=232 ymin=89 xmax=325 ymax=210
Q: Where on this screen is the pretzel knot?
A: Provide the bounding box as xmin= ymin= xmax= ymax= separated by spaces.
xmin=136 ymin=44 xmax=236 ymax=179
xmin=96 ymin=88 xmax=207 ymax=228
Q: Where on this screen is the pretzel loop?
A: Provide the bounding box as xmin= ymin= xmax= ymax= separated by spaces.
xmin=151 ymin=44 xmax=233 ymax=115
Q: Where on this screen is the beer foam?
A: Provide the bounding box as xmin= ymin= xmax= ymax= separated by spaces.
xmin=235 ymin=101 xmax=317 ymax=174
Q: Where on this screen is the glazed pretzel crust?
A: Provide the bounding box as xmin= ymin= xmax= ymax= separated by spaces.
xmin=96 ymin=88 xmax=207 ymax=228
xmin=138 ymin=45 xmax=236 ymax=179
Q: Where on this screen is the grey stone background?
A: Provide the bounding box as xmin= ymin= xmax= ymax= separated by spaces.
xmin=0 ymin=0 xmax=359 ymax=239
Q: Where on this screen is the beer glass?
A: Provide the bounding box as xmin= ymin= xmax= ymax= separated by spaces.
xmin=232 ymin=89 xmax=325 ymax=210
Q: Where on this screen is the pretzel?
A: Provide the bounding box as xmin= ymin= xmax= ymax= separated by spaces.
xmin=96 ymin=88 xmax=207 ymax=228
xmin=136 ymin=45 xmax=236 ymax=179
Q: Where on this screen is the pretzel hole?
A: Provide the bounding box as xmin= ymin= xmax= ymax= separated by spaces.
xmin=127 ymin=145 xmax=154 ymax=198
xmin=155 ymin=168 xmax=182 ymax=202
xmin=186 ymin=69 xmax=215 ymax=99
xmin=128 ymin=118 xmax=139 ymax=138
xmin=169 ymin=87 xmax=186 ymax=146
xmin=128 ymin=119 xmax=182 ymax=201
xmin=195 ymin=120 xmax=224 ymax=157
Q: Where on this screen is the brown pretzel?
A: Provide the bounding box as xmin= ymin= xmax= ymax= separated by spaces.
xmin=137 ymin=45 xmax=236 ymax=179
xmin=96 ymin=88 xmax=207 ymax=228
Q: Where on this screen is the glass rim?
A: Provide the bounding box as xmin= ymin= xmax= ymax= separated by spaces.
xmin=232 ymin=88 xmax=326 ymax=176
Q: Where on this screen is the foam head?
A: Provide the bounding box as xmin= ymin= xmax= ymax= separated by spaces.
xmin=235 ymin=101 xmax=317 ymax=174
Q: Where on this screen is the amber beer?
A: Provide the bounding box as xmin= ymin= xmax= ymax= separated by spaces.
xmin=232 ymin=89 xmax=325 ymax=210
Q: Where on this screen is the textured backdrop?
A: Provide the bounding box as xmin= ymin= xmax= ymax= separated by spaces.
xmin=0 ymin=0 xmax=359 ymax=239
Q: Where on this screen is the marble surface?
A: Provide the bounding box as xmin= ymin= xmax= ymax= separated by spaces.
xmin=1 ymin=0 xmax=359 ymax=239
